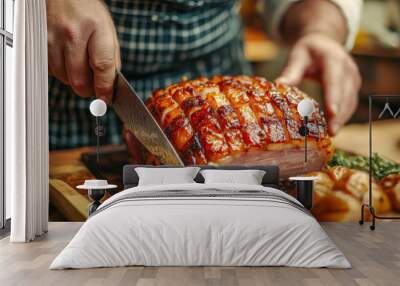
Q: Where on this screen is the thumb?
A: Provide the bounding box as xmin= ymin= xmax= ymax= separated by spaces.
xmin=276 ymin=45 xmax=311 ymax=86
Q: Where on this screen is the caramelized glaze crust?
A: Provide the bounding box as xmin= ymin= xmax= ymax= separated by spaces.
xmin=146 ymin=75 xmax=333 ymax=165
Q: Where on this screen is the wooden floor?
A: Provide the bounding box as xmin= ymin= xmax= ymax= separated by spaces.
xmin=0 ymin=222 xmax=399 ymax=286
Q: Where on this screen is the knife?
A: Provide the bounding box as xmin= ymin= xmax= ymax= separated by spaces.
xmin=112 ymin=71 xmax=184 ymax=166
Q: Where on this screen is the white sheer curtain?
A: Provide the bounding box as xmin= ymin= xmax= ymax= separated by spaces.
xmin=7 ymin=0 xmax=48 ymax=242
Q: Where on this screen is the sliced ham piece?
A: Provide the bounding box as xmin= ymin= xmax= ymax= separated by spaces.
xmin=124 ymin=75 xmax=334 ymax=178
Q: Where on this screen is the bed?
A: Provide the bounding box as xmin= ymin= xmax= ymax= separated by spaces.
xmin=50 ymin=165 xmax=350 ymax=269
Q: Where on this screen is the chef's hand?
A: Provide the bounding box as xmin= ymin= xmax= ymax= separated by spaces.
xmin=275 ymin=0 xmax=361 ymax=135
xmin=276 ymin=34 xmax=361 ymax=135
xmin=47 ymin=0 xmax=121 ymax=103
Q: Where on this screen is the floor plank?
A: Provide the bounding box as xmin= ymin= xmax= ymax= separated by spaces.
xmin=0 ymin=222 xmax=399 ymax=286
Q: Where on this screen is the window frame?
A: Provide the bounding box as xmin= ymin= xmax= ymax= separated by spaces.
xmin=0 ymin=0 xmax=13 ymax=231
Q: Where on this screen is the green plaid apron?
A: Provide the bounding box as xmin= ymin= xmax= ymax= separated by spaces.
xmin=49 ymin=0 xmax=252 ymax=149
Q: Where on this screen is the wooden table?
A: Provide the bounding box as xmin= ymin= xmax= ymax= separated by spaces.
xmin=49 ymin=147 xmax=95 ymax=221
xmin=333 ymin=120 xmax=400 ymax=162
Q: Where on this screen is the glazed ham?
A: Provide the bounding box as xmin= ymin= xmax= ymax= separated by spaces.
xmin=124 ymin=76 xmax=334 ymax=178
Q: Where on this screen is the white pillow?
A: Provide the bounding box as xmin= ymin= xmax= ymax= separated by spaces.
xmin=135 ymin=167 xmax=200 ymax=186
xmin=200 ymin=169 xmax=266 ymax=185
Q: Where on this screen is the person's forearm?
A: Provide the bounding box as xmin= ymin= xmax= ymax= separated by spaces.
xmin=280 ymin=0 xmax=347 ymax=45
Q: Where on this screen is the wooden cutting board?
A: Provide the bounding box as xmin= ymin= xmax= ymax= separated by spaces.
xmin=50 ymin=147 xmax=95 ymax=221
xmin=333 ymin=120 xmax=400 ymax=162
xmin=49 ymin=145 xmax=126 ymax=221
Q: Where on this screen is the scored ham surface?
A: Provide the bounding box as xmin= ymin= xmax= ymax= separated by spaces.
xmin=124 ymin=75 xmax=334 ymax=178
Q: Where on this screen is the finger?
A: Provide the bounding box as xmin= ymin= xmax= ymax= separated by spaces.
xmin=114 ymin=34 xmax=121 ymax=71
xmin=321 ymin=58 xmax=344 ymax=135
xmin=111 ymin=22 xmax=121 ymax=71
xmin=329 ymin=69 xmax=360 ymax=134
xmin=48 ymin=45 xmax=69 ymax=85
xmin=65 ymin=38 xmax=94 ymax=98
xmin=276 ymin=45 xmax=311 ymax=85
xmin=88 ymin=28 xmax=116 ymax=104
xmin=303 ymin=63 xmax=321 ymax=81
xmin=104 ymin=5 xmax=121 ymax=71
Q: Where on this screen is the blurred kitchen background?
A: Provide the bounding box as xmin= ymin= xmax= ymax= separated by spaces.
xmin=242 ymin=0 xmax=400 ymax=163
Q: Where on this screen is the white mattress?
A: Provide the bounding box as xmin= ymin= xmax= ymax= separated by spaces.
xmin=50 ymin=183 xmax=350 ymax=269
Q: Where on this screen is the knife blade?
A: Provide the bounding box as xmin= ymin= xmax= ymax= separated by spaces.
xmin=112 ymin=71 xmax=184 ymax=166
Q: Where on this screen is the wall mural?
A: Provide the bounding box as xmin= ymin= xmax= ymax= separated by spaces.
xmin=46 ymin=1 xmax=400 ymax=224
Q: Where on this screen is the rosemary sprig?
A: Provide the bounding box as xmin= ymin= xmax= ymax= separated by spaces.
xmin=327 ymin=150 xmax=400 ymax=180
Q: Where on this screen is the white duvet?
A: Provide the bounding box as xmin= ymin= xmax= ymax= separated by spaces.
xmin=50 ymin=183 xmax=350 ymax=269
